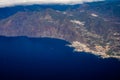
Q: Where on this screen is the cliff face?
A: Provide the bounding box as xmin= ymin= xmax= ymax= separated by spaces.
xmin=0 ymin=1 xmax=120 ymax=58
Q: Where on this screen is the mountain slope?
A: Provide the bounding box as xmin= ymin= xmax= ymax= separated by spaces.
xmin=0 ymin=1 xmax=120 ymax=58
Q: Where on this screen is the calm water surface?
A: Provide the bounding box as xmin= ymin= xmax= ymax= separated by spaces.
xmin=0 ymin=36 xmax=120 ymax=80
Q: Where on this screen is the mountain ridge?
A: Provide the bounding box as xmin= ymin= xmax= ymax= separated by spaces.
xmin=0 ymin=1 xmax=120 ymax=59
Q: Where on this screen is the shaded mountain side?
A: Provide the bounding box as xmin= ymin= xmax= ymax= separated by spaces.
xmin=0 ymin=1 xmax=120 ymax=58
xmin=0 ymin=4 xmax=80 ymax=20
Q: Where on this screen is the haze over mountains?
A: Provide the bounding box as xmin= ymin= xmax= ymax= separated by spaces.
xmin=0 ymin=0 xmax=103 ymax=7
xmin=0 ymin=0 xmax=120 ymax=58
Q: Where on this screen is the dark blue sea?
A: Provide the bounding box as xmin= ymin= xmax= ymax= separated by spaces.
xmin=0 ymin=36 xmax=120 ymax=80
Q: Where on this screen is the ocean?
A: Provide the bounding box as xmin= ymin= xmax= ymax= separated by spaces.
xmin=0 ymin=36 xmax=120 ymax=80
